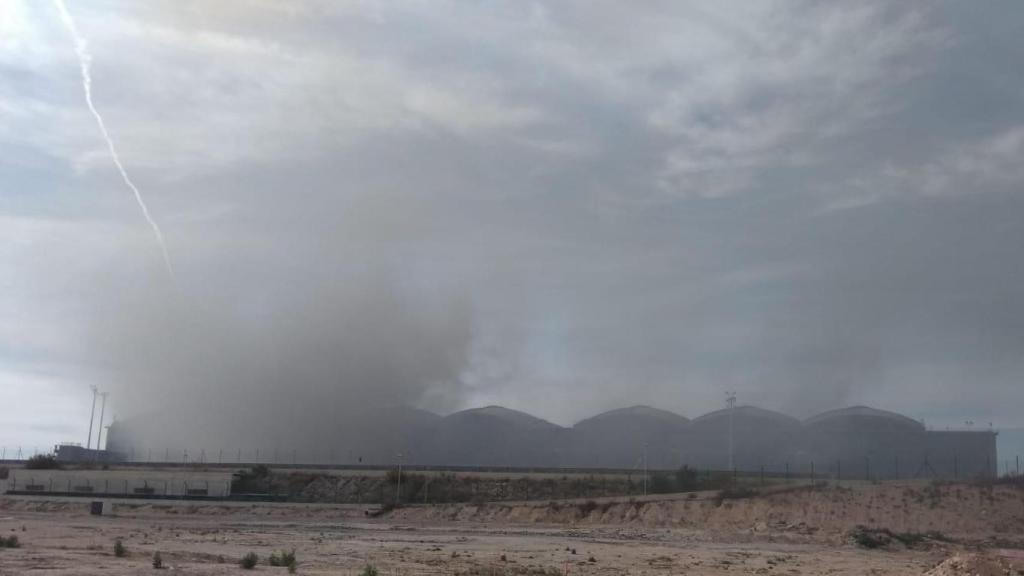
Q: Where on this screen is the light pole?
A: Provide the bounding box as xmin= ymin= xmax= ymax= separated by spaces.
xmin=726 ymin=391 xmax=737 ymax=472
xmin=86 ymin=385 xmax=98 ymax=450
xmin=643 ymin=443 xmax=649 ymax=496
xmin=96 ymin=392 xmax=109 ymax=450
xmin=395 ymin=453 xmax=404 ymax=505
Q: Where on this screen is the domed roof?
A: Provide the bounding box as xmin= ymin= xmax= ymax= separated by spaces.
xmin=691 ymin=405 xmax=800 ymax=427
xmin=803 ymin=405 xmax=924 ymax=430
xmin=444 ymin=405 xmax=563 ymax=430
xmin=574 ymin=405 xmax=689 ymax=429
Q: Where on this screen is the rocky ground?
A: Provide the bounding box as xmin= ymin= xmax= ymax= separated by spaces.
xmin=0 ymin=480 xmax=1022 ymax=575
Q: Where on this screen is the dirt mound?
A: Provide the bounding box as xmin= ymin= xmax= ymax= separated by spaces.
xmin=924 ymin=554 xmax=1011 ymax=576
xmin=386 ymin=482 xmax=1024 ymax=542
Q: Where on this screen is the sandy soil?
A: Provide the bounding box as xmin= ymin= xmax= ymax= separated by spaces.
xmin=1 ymin=482 xmax=1022 ymax=575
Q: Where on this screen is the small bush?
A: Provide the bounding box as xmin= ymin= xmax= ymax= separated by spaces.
xmin=367 ymin=502 xmax=396 ymax=518
xmin=240 ymin=552 xmax=258 ymax=569
xmin=24 ymin=454 xmax=61 ymax=470
xmin=114 ymin=538 xmax=126 ymax=557
xmin=851 ymin=526 xmax=890 ymax=549
xmin=361 ymin=564 xmax=379 ymax=576
xmin=231 ymin=465 xmax=273 ymax=493
xmin=713 ymin=485 xmax=757 ymax=506
xmin=850 ymin=526 xmax=950 ymax=550
xmin=675 ymin=465 xmax=699 ymax=492
xmin=649 ymin=472 xmax=674 ymax=494
xmin=152 ymin=551 xmax=163 ymax=569
xmin=0 ymin=535 xmax=20 ymax=548
xmin=269 ymin=549 xmax=297 ymax=567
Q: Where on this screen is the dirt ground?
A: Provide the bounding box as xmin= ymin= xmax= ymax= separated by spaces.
xmin=1 ymin=482 xmax=1023 ymax=575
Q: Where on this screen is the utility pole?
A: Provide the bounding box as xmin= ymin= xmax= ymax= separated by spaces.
xmin=96 ymin=392 xmax=109 ymax=450
xmin=86 ymin=385 xmax=98 ymax=450
xmin=726 ymin=391 xmax=737 ymax=471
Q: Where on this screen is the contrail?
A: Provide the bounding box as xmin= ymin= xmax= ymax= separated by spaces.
xmin=53 ymin=0 xmax=175 ymax=279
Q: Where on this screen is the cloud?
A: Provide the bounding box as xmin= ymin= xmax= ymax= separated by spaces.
xmin=3 ymin=0 xmax=1024 ymax=450
xmin=648 ymin=3 xmax=945 ymax=199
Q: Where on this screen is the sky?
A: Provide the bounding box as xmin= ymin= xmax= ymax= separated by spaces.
xmin=2 ymin=1 xmax=1024 ymax=451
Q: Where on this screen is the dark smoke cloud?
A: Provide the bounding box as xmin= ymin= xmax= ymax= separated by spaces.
xmin=80 ymin=198 xmax=474 ymax=449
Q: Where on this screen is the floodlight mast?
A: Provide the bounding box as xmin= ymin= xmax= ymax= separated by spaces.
xmin=86 ymin=385 xmax=98 ymax=450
